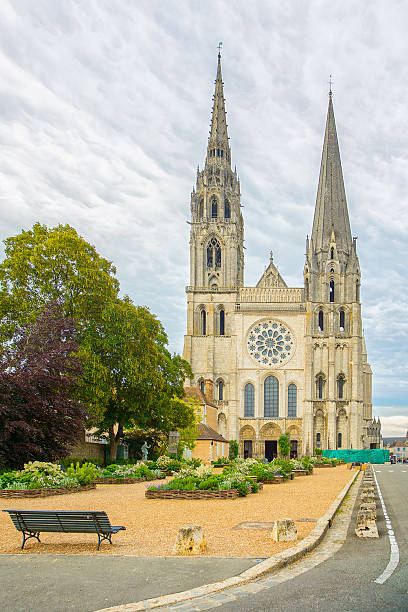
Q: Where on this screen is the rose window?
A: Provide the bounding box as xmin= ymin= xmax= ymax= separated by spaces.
xmin=247 ymin=320 xmax=295 ymax=366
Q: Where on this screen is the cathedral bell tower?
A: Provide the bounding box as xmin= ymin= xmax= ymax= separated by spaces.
xmin=302 ymin=90 xmax=373 ymax=454
xmin=189 ymin=51 xmax=244 ymax=291
xmin=183 ymin=51 xmax=244 ymax=378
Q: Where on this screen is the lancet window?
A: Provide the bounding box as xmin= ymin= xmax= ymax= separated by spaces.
xmin=264 ymin=376 xmax=279 ymax=417
xmin=207 ymin=237 xmax=221 ymax=269
xmin=244 ymin=383 xmax=255 ymax=417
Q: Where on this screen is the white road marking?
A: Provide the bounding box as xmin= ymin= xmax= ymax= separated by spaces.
xmin=373 ymin=470 xmax=400 ymax=585
xmin=402 ymin=470 xmax=407 ymax=473
xmin=376 ymin=471 xmax=381 ymax=473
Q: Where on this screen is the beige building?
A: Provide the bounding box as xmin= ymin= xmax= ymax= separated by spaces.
xmin=184 ymin=382 xmax=229 ymax=463
xmin=183 ymin=53 xmax=381 ymax=459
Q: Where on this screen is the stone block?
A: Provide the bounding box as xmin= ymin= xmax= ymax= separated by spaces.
xmin=358 ymin=505 xmax=376 ymax=520
xmin=361 ymin=492 xmax=375 ymax=503
xmin=360 ymin=501 xmax=376 ymax=514
xmin=355 ymin=509 xmax=378 ymax=538
xmin=173 ymin=525 xmax=207 ymax=555
xmin=271 ymin=518 xmax=297 ymax=543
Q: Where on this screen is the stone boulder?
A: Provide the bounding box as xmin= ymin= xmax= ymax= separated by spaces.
xmin=173 ymin=525 xmax=207 ymax=555
xmin=272 ymin=518 xmax=297 ymax=542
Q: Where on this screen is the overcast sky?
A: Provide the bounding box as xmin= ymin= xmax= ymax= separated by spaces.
xmin=1 ymin=1 xmax=407 ymax=437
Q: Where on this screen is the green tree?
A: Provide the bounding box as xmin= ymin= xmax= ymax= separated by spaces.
xmin=278 ymin=433 xmax=291 ymax=458
xmin=0 ymin=223 xmax=119 ymax=338
xmin=81 ymin=298 xmax=194 ymax=460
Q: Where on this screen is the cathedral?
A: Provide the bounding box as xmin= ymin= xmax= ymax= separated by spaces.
xmin=182 ymin=53 xmax=381 ymax=459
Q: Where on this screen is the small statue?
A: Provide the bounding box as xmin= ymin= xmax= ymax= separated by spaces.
xmin=141 ymin=441 xmax=150 ymax=461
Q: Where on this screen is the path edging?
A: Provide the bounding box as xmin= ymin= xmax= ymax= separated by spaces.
xmin=97 ymin=469 xmax=359 ymax=611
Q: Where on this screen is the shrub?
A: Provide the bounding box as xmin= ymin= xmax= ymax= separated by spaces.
xmin=229 ymin=440 xmax=239 ymax=459
xmin=66 ymin=462 xmax=97 ymax=485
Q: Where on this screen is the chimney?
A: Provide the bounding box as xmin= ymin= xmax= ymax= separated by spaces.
xmin=204 ymin=379 xmax=214 ymax=403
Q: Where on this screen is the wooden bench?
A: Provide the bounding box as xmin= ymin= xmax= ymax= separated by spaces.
xmin=3 ymin=509 xmax=126 ymax=550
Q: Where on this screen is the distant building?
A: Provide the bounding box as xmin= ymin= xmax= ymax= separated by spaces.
xmin=184 ymin=381 xmax=229 ymax=463
xmin=183 ymin=52 xmax=381 ymax=458
xmin=389 ymin=431 xmax=408 ymax=461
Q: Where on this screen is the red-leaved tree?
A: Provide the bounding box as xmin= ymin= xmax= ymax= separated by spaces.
xmin=0 ymin=303 xmax=86 ymax=468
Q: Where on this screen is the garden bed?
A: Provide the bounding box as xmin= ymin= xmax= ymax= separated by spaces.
xmin=0 ymin=483 xmax=96 ymax=498
xmin=313 ymin=463 xmax=335 ymax=468
xmin=263 ymin=476 xmax=285 ymax=484
xmin=97 ymin=477 xmax=148 ymax=485
xmin=145 ymin=488 xmax=239 ymax=500
xmin=293 ymin=469 xmax=308 ymax=476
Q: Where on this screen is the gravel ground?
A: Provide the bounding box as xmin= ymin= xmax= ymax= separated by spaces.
xmin=0 ymin=465 xmax=351 ymax=557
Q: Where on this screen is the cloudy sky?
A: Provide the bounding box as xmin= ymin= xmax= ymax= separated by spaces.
xmin=1 ymin=1 xmax=407 ymax=437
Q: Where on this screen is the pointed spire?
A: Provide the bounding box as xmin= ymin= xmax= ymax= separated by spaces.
xmin=206 ymin=49 xmax=230 ymax=164
xmin=311 ymin=91 xmax=352 ymax=255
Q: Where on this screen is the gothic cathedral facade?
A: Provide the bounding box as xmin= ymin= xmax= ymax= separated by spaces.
xmin=182 ymin=54 xmax=381 ymax=458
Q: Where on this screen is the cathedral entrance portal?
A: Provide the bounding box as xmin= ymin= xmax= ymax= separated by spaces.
xmin=244 ymin=440 xmax=253 ymax=459
xmin=290 ymin=440 xmax=298 ymax=458
xmin=265 ymin=441 xmax=277 ymax=462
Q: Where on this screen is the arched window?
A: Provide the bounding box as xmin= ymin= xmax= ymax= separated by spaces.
xmin=318 ymin=310 xmax=324 ymax=332
xmin=218 ymin=380 xmax=224 ymax=401
xmin=244 ymin=383 xmax=255 ymax=417
xmin=264 ymin=376 xmax=279 ymax=417
xmin=224 ymin=199 xmax=231 ymax=219
xmin=288 ymin=384 xmax=297 ymax=417
xmin=356 ymin=281 xmax=360 ymax=302
xmin=305 ymin=277 xmax=309 ymax=300
xmin=330 ymin=247 xmax=334 ymax=260
xmin=329 ymin=280 xmax=335 ymax=303
xmin=317 ymin=376 xmax=324 ymax=399
xmin=219 ymin=309 xmax=225 ymax=335
xmin=207 ymin=237 xmax=221 ymax=269
xmin=339 ymin=309 xmax=345 ymax=332
xmin=337 ymin=433 xmax=342 ymax=449
xmin=201 ymin=309 xmax=206 ymax=335
xmin=198 ymin=199 xmax=203 ymax=218
xmin=199 ymin=380 xmax=205 ymax=394
xmin=316 ymin=432 xmax=321 ymax=448
xmin=211 ymin=198 xmax=218 ymax=218
xmin=338 ymin=376 xmax=345 ymax=399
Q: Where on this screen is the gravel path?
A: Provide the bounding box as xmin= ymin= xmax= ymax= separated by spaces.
xmin=0 ymin=465 xmax=351 ymax=557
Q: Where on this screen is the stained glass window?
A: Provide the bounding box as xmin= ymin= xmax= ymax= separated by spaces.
xmin=288 ymin=384 xmax=297 ymax=417
xmin=264 ymin=376 xmax=279 ymax=417
xmin=247 ymin=320 xmax=295 ymax=367
xmin=244 ymin=383 xmax=254 ymax=417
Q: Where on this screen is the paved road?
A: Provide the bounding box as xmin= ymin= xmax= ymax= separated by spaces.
xmin=0 ymin=555 xmax=259 ymax=612
xmin=213 ymin=464 xmax=408 ymax=612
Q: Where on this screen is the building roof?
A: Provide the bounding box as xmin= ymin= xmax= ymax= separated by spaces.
xmin=391 ymin=440 xmax=408 ymax=448
xmin=196 ymin=422 xmax=229 ymax=443
xmin=184 ymin=386 xmax=217 ymax=408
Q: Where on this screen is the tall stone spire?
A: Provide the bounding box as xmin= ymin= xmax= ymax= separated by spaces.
xmin=206 ymin=51 xmax=231 ymax=166
xmin=311 ymin=92 xmax=352 ymax=256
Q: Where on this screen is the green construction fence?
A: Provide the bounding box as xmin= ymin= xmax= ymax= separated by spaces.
xmin=322 ymin=449 xmax=389 ymax=464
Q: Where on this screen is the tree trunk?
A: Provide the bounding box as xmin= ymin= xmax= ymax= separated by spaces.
xmin=109 ymin=424 xmax=123 ymax=461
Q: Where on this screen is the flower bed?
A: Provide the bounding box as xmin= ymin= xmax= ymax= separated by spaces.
xmin=263 ymin=476 xmax=285 ymax=484
xmin=0 ymin=483 xmax=96 ymax=498
xmin=0 ymin=461 xmax=97 ymax=493
xmin=145 ymin=488 xmax=239 ymax=500
xmin=96 ymin=463 xmax=165 ymax=482
xmin=293 ymin=469 xmax=308 ymax=476
xmin=313 ymin=463 xmax=335 ymax=468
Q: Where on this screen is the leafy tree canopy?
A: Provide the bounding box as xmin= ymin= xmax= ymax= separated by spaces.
xmin=0 ymin=303 xmax=86 ymax=469
xmin=0 ymin=223 xmax=119 ymax=338
xmin=80 ymin=298 xmax=194 ymax=459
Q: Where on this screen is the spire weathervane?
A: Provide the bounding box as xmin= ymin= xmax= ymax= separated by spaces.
xmin=329 ymin=74 xmax=333 ymax=97
xmin=217 ymin=41 xmax=223 ymax=58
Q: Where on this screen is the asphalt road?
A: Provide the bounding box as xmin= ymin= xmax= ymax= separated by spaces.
xmin=217 ymin=464 xmax=408 ymax=612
